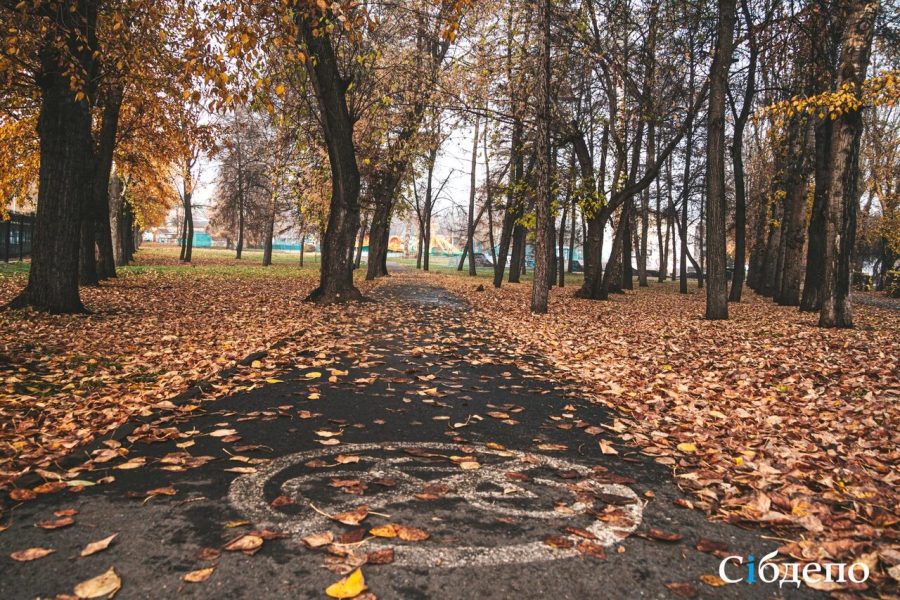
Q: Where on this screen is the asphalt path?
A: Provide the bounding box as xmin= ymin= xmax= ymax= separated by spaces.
xmin=0 ymin=279 xmax=821 ymax=599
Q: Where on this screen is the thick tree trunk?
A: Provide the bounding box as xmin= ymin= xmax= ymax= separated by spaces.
xmin=366 ymin=179 xmax=394 ymax=280
xmin=820 ymin=0 xmax=878 ymax=327
xmin=299 ymin=17 xmax=362 ymax=303
xmin=801 ymin=120 xmax=832 ymax=311
xmin=776 ymin=121 xmax=813 ymax=306
xmin=11 ymin=1 xmax=98 ymax=312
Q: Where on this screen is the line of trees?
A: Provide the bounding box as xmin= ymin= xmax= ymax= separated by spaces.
xmin=2 ymin=0 xmax=897 ymax=327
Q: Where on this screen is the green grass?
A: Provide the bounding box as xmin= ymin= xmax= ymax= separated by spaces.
xmin=390 ymin=257 xmax=586 ymax=284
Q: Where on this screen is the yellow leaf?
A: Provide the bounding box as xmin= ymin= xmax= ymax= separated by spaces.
xmin=699 ymin=574 xmax=728 ymax=587
xmin=74 ymin=567 xmax=122 ymax=599
xmin=184 ymin=567 xmax=215 ymax=583
xmin=305 ymin=371 xmax=322 ymax=379
xmin=369 ymin=524 xmax=399 ymax=538
xmin=325 ymin=568 xmax=367 ymax=599
xmin=677 ymin=443 xmax=697 ymax=453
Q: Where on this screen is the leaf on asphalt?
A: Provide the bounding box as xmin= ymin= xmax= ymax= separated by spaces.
xmin=325 ymin=567 xmax=367 ymax=599
xmin=698 ymin=574 xmax=727 ymax=587
xmin=224 ymin=534 xmax=263 ymax=554
xmin=81 ymin=534 xmax=118 ymax=557
xmin=10 ymin=547 xmax=55 ymax=561
xmin=115 ymin=457 xmax=146 ymax=470
xmin=74 ymin=567 xmax=122 ymax=599
xmin=695 ymin=538 xmax=728 ymax=554
xmin=183 ymin=567 xmax=215 ymax=583
xmin=598 ymin=440 xmax=618 ymax=455
xmin=369 ymin=524 xmax=398 ymax=538
xmin=543 ymin=535 xmax=575 ymax=549
xmin=36 ymin=516 xmax=75 ymax=530
xmin=575 ymin=541 xmax=607 ymax=560
xmin=664 ymin=581 xmax=698 ymax=598
xmin=209 ymin=428 xmax=237 ymax=438
xmin=396 ymin=525 xmax=429 ymax=541
xmin=333 ymin=506 xmax=369 ymax=526
xmin=644 ymin=528 xmax=683 ymax=543
xmin=34 ymin=481 xmax=68 ymax=494
xmin=10 ymin=488 xmax=37 ymax=501
xmin=366 ymin=547 xmax=395 ymax=565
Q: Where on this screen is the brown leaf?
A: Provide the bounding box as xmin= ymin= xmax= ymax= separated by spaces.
xmin=664 ymin=582 xmax=698 ymax=598
xmin=366 ymin=547 xmax=395 ymax=565
xmin=36 ymin=516 xmax=75 ymax=530
xmin=10 ymin=547 xmax=55 ymax=561
xmin=81 ymin=534 xmax=118 ymax=557
xmin=644 ymin=528 xmax=682 ymax=543
xmin=543 ymin=535 xmax=575 ymax=549
xmin=224 ymin=534 xmax=263 ymax=554
xmin=301 ymin=531 xmax=334 ymax=549
xmin=333 ymin=506 xmax=369 ymax=526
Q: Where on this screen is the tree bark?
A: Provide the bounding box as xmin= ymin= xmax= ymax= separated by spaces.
xmin=819 ymin=0 xmax=878 ymax=327
xmin=776 ymin=120 xmax=813 ymax=306
xmin=705 ymin=0 xmax=737 ymax=320
xmin=11 ymin=1 xmax=98 ymax=312
xmin=801 ymin=119 xmax=832 ymax=311
xmin=93 ymin=84 xmax=123 ymax=280
xmin=299 ymin=16 xmax=362 ymax=303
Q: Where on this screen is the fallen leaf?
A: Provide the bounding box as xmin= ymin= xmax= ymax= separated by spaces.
xmin=665 ymin=581 xmax=698 ymax=598
xmin=81 ymin=534 xmax=118 ymax=557
xmin=325 ymin=567 xmax=367 ymax=599
xmin=698 ymin=574 xmax=728 ymax=587
xmin=302 ymin=531 xmax=334 ymax=548
xmin=224 ymin=534 xmax=263 ymax=554
xmin=10 ymin=547 xmax=55 ymax=561
xmin=333 ymin=506 xmax=369 ymax=526
xmin=36 ymin=517 xmax=75 ymax=530
xmin=74 ymin=567 xmax=122 ymax=598
xmin=183 ymin=567 xmax=215 ymax=583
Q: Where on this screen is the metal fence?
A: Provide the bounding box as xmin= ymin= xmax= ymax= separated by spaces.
xmin=2 ymin=213 xmax=34 ymax=262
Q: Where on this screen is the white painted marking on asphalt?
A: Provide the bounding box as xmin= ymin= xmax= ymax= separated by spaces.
xmin=229 ymin=442 xmax=642 ymax=568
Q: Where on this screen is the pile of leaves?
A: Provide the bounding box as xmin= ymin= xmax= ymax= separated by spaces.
xmin=440 ymin=274 xmax=900 ymax=592
xmin=0 ymin=253 xmax=375 ymax=488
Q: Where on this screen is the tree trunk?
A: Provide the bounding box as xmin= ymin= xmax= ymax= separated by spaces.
xmin=494 ymin=118 xmax=523 ymax=287
xmin=94 ymin=85 xmax=123 ymax=280
xmin=10 ymin=1 xmax=98 ymax=312
xmin=820 ymin=0 xmax=878 ymax=327
xmin=509 ymin=224 xmax=525 ymax=283
xmin=704 ymin=0 xmax=736 ymax=320
xmin=776 ymin=121 xmax=813 ymax=306
xmin=299 ymin=16 xmax=362 ymax=303
xmin=801 ymin=120 xmax=832 ymax=311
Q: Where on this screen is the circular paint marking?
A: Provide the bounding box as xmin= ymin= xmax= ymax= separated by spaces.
xmin=229 ymin=442 xmax=642 ymax=568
